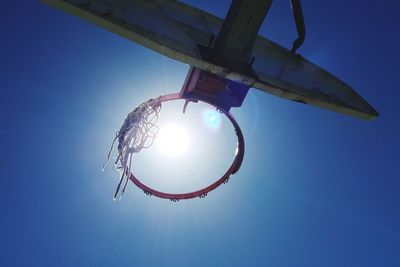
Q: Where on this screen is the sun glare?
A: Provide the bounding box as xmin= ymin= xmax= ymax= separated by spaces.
xmin=157 ymin=124 xmax=189 ymax=157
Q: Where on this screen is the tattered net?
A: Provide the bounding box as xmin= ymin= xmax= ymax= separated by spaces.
xmin=102 ymin=98 xmax=162 ymax=199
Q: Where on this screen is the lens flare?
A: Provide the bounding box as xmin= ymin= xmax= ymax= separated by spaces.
xmin=204 ymin=110 xmax=221 ymax=129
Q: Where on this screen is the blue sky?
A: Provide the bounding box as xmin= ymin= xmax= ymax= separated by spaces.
xmin=1 ymin=0 xmax=399 ymax=266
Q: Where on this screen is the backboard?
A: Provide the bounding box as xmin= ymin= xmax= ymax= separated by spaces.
xmin=41 ymin=0 xmax=378 ymax=120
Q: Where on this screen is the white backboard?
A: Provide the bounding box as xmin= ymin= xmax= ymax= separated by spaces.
xmin=42 ymin=0 xmax=378 ymax=119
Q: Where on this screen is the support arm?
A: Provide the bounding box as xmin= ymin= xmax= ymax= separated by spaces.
xmin=213 ymin=0 xmax=273 ymax=67
xmin=290 ymin=0 xmax=306 ymax=54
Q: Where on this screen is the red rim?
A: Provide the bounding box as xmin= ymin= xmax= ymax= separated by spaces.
xmin=127 ymin=93 xmax=245 ymax=201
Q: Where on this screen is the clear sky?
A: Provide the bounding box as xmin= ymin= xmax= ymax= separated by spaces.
xmin=1 ymin=0 xmax=400 ymax=266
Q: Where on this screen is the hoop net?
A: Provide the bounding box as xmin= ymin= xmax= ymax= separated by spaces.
xmin=102 ymin=97 xmax=162 ymax=199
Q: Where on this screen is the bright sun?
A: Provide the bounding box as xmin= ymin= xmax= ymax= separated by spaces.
xmin=157 ymin=124 xmax=189 ymax=157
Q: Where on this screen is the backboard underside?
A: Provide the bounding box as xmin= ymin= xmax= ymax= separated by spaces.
xmin=42 ymin=0 xmax=378 ymax=120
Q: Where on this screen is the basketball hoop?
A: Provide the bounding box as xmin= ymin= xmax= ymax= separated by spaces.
xmin=45 ymin=0 xmax=379 ymax=202
xmin=103 ymin=93 xmax=244 ymax=201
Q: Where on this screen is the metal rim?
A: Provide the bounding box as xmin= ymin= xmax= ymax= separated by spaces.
xmin=127 ymin=93 xmax=245 ymax=201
